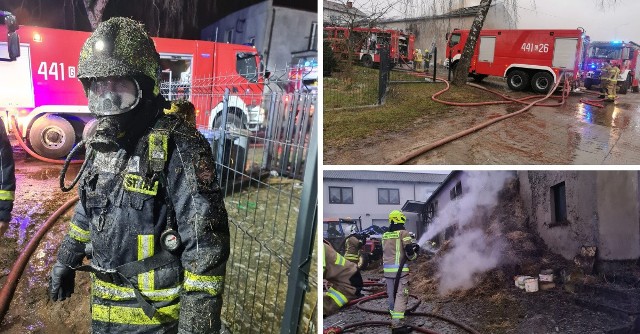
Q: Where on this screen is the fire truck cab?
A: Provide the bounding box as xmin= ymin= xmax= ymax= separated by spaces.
xmin=0 ymin=15 xmax=265 ymax=160
xmin=582 ymin=40 xmax=640 ymax=94
xmin=446 ymin=28 xmax=589 ymax=93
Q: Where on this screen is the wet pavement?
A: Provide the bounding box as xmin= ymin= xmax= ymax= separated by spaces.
xmin=325 ymin=83 xmax=640 ymax=165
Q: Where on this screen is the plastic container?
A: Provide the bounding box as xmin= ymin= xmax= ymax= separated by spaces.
xmin=524 ymin=278 xmax=539 ymax=292
xmin=515 ymin=275 xmax=533 ymax=289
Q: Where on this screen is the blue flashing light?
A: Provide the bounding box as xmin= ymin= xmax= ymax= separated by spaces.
xmin=612 ymin=40 xmax=622 ymax=44
xmin=590 ymin=64 xmax=596 ymax=69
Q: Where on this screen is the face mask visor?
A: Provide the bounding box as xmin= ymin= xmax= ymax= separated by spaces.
xmin=87 ymin=77 xmax=142 ymax=116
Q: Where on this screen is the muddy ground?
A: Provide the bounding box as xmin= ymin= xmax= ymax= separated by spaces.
xmin=324 ymin=78 xmax=640 ymax=165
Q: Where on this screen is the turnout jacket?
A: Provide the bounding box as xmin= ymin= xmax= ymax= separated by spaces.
xmin=382 ymin=229 xmax=416 ymax=279
xmin=343 ymin=235 xmax=362 ymax=263
xmin=56 ymin=115 xmax=229 ymax=333
xmin=0 ymin=118 xmax=15 ymax=222
xmin=323 ymin=243 xmax=357 ymax=314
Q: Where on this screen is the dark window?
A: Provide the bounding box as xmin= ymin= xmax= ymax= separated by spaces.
xmin=378 ymin=188 xmax=400 ymax=205
xmin=450 ymin=181 xmax=462 ymax=200
xmin=329 ymin=187 xmax=353 ymax=204
xmin=225 ymin=29 xmax=234 ymax=43
xmin=426 ymin=200 xmax=438 ymax=219
xmin=236 ymin=52 xmax=259 ymax=82
xmin=449 ymin=33 xmax=461 ymax=47
xmin=309 ymin=22 xmax=318 ymax=50
xmin=551 ymin=182 xmax=567 ymax=225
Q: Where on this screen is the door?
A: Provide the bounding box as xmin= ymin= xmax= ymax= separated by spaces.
xmin=0 ymin=44 xmax=34 ymax=108
xmin=552 ymin=38 xmax=579 ymax=69
xmin=478 ymin=36 xmax=496 ymax=63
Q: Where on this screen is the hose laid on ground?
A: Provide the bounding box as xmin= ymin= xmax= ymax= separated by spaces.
xmin=10 ymin=116 xmax=83 ymax=165
xmin=0 ymin=196 xmax=79 ymax=322
xmin=337 ymin=321 xmax=440 ymax=334
xmin=389 ymin=75 xmax=569 ymax=165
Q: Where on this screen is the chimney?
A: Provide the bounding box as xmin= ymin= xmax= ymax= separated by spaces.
xmin=347 ymin=1 xmax=353 ymax=8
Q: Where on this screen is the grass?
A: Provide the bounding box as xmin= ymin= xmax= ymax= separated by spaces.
xmin=324 ymin=67 xmax=498 ymax=147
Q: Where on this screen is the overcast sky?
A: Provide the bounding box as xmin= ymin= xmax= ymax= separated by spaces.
xmin=356 ymin=0 xmax=640 ymax=44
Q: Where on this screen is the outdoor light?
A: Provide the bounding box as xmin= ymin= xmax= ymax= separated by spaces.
xmin=32 ymin=32 xmax=42 ymax=43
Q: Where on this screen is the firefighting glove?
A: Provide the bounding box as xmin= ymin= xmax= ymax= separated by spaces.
xmin=49 ymin=261 xmax=76 ymax=301
xmin=349 ymin=270 xmax=364 ymax=296
xmin=404 ymin=243 xmax=420 ymax=257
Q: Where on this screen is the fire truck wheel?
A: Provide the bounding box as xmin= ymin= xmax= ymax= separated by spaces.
xmin=361 ymin=55 xmax=374 ymax=68
xmin=213 ymin=113 xmax=245 ymax=131
xmin=619 ymin=77 xmax=630 ymax=95
xmin=506 ymin=70 xmax=530 ymax=91
xmin=357 ymin=253 xmax=370 ymax=270
xmin=28 ymin=115 xmax=76 ymax=159
xmin=584 ymin=78 xmax=593 ymax=90
xmin=531 ymin=72 xmax=554 ymax=94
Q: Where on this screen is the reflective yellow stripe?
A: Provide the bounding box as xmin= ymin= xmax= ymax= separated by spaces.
xmin=183 ymin=270 xmax=224 ymax=296
xmin=382 ymin=231 xmax=400 ymax=239
xmin=334 ymin=253 xmax=346 ymax=266
xmin=344 ymin=254 xmax=359 ymax=261
xmin=124 ymin=174 xmax=159 ymax=196
xmin=402 ymin=237 xmax=412 ymax=242
xmin=390 ymin=310 xmax=405 ymax=319
xmin=92 ymin=303 xmax=179 ymax=325
xmin=383 ymin=267 xmax=410 ymax=273
xmin=137 ymin=235 xmax=155 ymax=291
xmin=69 ymin=222 xmax=90 ymax=243
xmin=326 ymin=287 xmax=348 ymax=307
xmin=0 ymin=190 xmax=14 ymax=200
xmin=92 ymin=276 xmax=181 ymax=302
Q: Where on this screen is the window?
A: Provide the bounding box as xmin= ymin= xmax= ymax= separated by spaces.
xmin=236 ymin=52 xmax=259 ymax=83
xmin=225 ymin=29 xmax=233 ymax=43
xmin=329 ymin=187 xmax=353 ymax=204
xmin=308 ymin=22 xmax=318 ymax=50
xmin=449 ymin=33 xmax=461 ymax=47
xmin=426 ymin=200 xmax=438 ymax=219
xmin=450 ymin=181 xmax=462 ymax=200
xmin=551 ymin=182 xmax=567 ymax=225
xmin=378 ymin=188 xmax=400 ymax=205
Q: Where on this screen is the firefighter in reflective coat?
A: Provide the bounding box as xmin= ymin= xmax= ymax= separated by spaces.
xmin=382 ymin=210 xmax=419 ymax=334
xmin=344 ymin=225 xmax=363 ymax=264
xmin=0 ymin=117 xmax=15 ymax=237
xmin=48 ymin=18 xmax=229 ymax=333
xmin=323 ymin=240 xmax=363 ymax=316
xmin=606 ymin=63 xmax=621 ymax=101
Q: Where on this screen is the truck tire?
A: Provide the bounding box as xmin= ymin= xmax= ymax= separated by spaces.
xmin=28 ymin=114 xmax=76 ymax=159
xmin=213 ymin=112 xmax=245 ymax=131
xmin=358 ymin=253 xmax=370 ymax=270
xmin=507 ymin=70 xmax=530 ymax=91
xmin=619 ymin=77 xmax=630 ymax=95
xmin=584 ymin=78 xmax=593 ymax=90
xmin=531 ymin=71 xmax=554 ymax=94
xmin=361 ymin=55 xmax=373 ymax=68
xmin=472 ymin=74 xmax=488 ymax=82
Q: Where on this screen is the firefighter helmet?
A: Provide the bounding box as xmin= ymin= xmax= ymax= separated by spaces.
xmin=78 ymin=17 xmax=161 ymax=96
xmin=389 ymin=210 xmax=406 ymax=224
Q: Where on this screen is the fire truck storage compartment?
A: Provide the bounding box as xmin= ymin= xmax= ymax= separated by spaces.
xmin=478 ymin=37 xmax=496 ymax=63
xmin=553 ymin=38 xmax=579 ymax=69
xmin=0 ymin=44 xmax=34 ymax=109
xmin=159 ymin=53 xmax=193 ymax=101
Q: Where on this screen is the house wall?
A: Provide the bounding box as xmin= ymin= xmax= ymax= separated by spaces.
xmin=381 ymin=4 xmax=514 ymax=65
xmin=519 ymin=171 xmax=640 ymax=261
xmin=423 ymin=172 xmax=463 ymax=241
xmin=323 ymin=179 xmax=440 ymax=234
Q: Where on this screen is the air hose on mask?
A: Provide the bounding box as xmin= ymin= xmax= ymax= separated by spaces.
xmin=59 ymin=140 xmax=92 ymax=192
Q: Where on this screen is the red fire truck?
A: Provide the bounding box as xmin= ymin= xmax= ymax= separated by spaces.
xmin=582 ymin=40 xmax=640 ymax=94
xmin=324 ymin=26 xmax=415 ymax=68
xmin=0 ymin=16 xmax=265 ymax=159
xmin=446 ymin=28 xmax=589 ymax=93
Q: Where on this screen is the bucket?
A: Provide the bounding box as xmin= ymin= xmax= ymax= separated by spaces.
xmin=539 ymin=273 xmax=554 ymax=282
xmin=524 ymin=278 xmax=539 ymax=292
xmin=515 ymin=275 xmax=532 ymax=289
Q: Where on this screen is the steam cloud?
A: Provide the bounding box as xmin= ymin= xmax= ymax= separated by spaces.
xmin=418 ymin=171 xmax=513 ymax=295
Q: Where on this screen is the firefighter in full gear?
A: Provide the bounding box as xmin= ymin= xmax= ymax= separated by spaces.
xmin=606 ymin=63 xmax=620 ymax=101
xmin=0 ymin=117 xmax=15 ymax=237
xmin=48 ymin=18 xmax=229 ymax=333
xmin=323 ymin=240 xmax=363 ymax=316
xmin=382 ymin=210 xmax=419 ymax=334
xmin=599 ymin=61 xmax=613 ymax=99
xmin=344 ymin=224 xmax=363 ymax=264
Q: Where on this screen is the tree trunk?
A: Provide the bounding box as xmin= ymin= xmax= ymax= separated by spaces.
xmin=451 ymin=0 xmax=492 ymax=86
xmin=82 ymin=0 xmax=109 ymax=30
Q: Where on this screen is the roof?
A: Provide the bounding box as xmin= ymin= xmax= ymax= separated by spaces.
xmin=323 ymin=0 xmax=368 ymax=18
xmin=323 ymin=170 xmax=449 ymax=184
xmin=382 ymin=3 xmax=498 ymax=24
xmin=424 ymin=171 xmax=461 ymax=203
xmin=401 ymin=200 xmax=426 ymax=213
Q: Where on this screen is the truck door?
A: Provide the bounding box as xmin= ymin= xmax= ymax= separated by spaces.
xmin=552 ymin=38 xmax=579 ymax=70
xmin=0 ymin=43 xmax=34 ymax=110
xmin=478 ymin=36 xmax=496 ymax=63
xmin=158 ymin=53 xmax=193 ymax=101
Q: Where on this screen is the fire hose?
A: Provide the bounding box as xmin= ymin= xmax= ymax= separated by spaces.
xmin=10 ymin=116 xmax=84 ymax=165
xmin=0 ymin=196 xmax=79 ymax=322
xmin=389 ymin=75 xmax=571 ymax=165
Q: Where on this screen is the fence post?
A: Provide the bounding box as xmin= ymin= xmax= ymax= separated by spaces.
xmin=378 ymin=47 xmax=390 ymax=105
xmin=263 ymin=93 xmax=279 ymax=171
xmin=280 ymin=115 xmax=318 ymax=334
xmin=216 ymin=88 xmax=230 ymax=184
xmin=432 ymin=46 xmax=438 ymax=82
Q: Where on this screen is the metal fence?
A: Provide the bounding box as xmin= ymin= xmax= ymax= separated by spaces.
xmin=160 ymin=67 xmax=318 ymax=333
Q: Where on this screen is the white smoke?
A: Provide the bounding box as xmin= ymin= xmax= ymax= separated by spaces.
xmin=417 ymin=171 xmax=514 ymax=295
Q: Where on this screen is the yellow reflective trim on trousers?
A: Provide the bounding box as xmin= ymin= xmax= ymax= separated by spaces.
xmin=184 ymin=270 xmax=224 ymax=296
xmin=383 ymin=267 xmax=410 ymax=273
xmin=0 ymin=190 xmax=14 ymax=200
xmin=326 ymin=288 xmax=347 ymax=307
xmin=92 ymin=303 xmax=179 ymax=325
xmin=137 ymin=235 xmax=155 ymax=291
xmin=92 ymin=276 xmax=181 ymax=302
xmin=390 ymin=310 xmax=405 ymax=319
xmin=334 ymin=253 xmax=346 ymax=266
xmin=69 ymin=223 xmax=90 ymax=243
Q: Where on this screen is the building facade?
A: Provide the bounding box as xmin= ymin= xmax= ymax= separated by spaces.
xmin=323 ymin=0 xmax=367 ymax=27
xmin=201 ymin=1 xmax=317 ymax=70
xmin=323 ymin=171 xmax=447 ymax=234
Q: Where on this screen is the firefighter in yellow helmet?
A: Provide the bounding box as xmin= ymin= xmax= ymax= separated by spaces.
xmin=344 ymin=224 xmax=363 ymax=264
xmin=382 ymin=210 xmax=419 ymax=333
xmin=323 ymin=240 xmax=363 ymax=316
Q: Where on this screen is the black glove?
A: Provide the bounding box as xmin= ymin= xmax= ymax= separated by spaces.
xmin=49 ymin=261 xmax=76 ymax=301
xmin=405 ymin=243 xmax=420 ymax=257
xmin=349 ymin=270 xmax=364 ymax=297
xmin=412 ymin=244 xmax=420 ymax=254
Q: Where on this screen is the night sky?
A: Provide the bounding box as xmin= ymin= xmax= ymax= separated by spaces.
xmin=0 ymin=0 xmax=317 ymax=39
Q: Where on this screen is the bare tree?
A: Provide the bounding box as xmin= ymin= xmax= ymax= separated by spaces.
xmin=451 ymin=0 xmax=492 ymax=85
xmin=82 ymin=0 xmax=109 ymax=30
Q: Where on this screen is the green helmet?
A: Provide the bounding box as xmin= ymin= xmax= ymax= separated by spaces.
xmin=389 ymin=210 xmax=406 ymax=224
xmin=78 ymin=17 xmax=160 ymax=96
